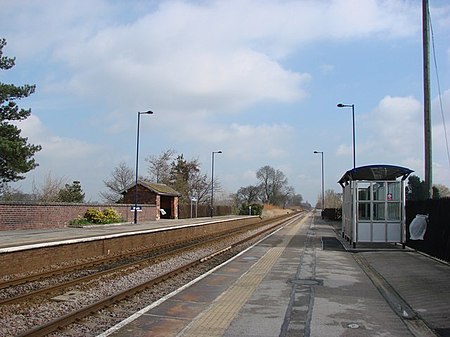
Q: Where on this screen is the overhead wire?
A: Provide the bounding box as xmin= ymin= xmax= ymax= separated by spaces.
xmin=429 ymin=7 xmax=450 ymax=166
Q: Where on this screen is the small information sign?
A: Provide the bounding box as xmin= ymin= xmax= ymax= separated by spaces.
xmin=130 ymin=206 xmax=142 ymax=211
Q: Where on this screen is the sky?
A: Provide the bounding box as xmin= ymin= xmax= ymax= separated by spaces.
xmin=1 ymin=0 xmax=450 ymax=204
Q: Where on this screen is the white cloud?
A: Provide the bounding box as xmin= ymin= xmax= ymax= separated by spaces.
xmin=15 ymin=0 xmax=418 ymax=118
xmin=179 ymin=121 xmax=296 ymax=161
xmin=361 ymin=95 xmax=422 ymax=162
xmin=16 ymin=115 xmax=99 ymax=160
xmin=354 ymin=93 xmax=450 ymax=189
xmin=12 ymin=114 xmax=107 ymax=200
xmin=4 ymin=0 xmax=448 ymax=203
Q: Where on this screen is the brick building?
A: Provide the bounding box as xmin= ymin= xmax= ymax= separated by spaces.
xmin=121 ymin=180 xmax=181 ymax=219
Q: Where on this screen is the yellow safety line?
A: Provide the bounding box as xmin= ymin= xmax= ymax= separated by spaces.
xmin=179 ymin=213 xmax=310 ymax=337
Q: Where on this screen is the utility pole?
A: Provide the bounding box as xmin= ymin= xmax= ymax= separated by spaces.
xmin=423 ymin=0 xmax=432 ymax=198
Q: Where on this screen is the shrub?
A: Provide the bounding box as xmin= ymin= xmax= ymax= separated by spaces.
xmin=69 ymin=215 xmax=91 ymax=227
xmin=239 ymin=203 xmax=263 ymax=216
xmin=84 ymin=208 xmax=105 ymax=224
xmin=69 ymin=208 xmax=124 ymax=226
xmin=102 ymin=208 xmax=122 ymax=223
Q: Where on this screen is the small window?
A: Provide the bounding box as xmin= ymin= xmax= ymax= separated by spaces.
xmin=358 ymin=182 xmax=371 ymax=201
xmin=358 ymin=202 xmax=370 ymax=220
xmin=373 ymin=182 xmax=386 ymax=201
xmin=387 ymin=203 xmax=401 ymax=220
xmin=387 ymin=182 xmax=400 ymax=201
xmin=373 ymin=202 xmax=385 ymax=220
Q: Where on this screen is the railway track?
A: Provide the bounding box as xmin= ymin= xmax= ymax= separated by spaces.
xmin=1 ymin=212 xmax=303 ymax=337
xmin=0 ymin=215 xmax=283 ymax=304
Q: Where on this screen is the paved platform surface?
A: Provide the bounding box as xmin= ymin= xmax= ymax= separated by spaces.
xmin=96 ymin=211 xmax=450 ymax=337
xmin=0 ymin=215 xmax=248 ymax=250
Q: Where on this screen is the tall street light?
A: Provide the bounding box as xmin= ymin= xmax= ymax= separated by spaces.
xmin=337 ymin=103 xmax=356 ymax=169
xmin=134 ymin=110 xmax=153 ymax=224
xmin=210 ymin=150 xmax=222 ymax=217
xmin=314 ymin=151 xmax=325 ymax=210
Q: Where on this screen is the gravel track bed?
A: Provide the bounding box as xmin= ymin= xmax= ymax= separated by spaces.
xmin=61 ymin=241 xmax=255 ymax=337
xmin=0 ymin=227 xmax=268 ymax=337
xmin=0 ymin=238 xmax=208 ymax=302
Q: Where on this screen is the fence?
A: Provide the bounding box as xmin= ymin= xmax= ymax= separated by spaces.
xmin=178 ymin=204 xmax=234 ymax=219
xmin=321 ymin=208 xmax=342 ymax=221
xmin=405 ymin=198 xmax=450 ymax=262
xmin=322 ymin=201 xmax=450 ymax=262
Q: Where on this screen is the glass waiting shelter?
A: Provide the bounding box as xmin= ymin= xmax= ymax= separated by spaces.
xmin=338 ymin=165 xmax=413 ymax=248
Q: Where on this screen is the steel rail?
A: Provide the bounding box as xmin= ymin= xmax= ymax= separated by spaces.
xmin=16 ymin=212 xmax=303 ymax=337
xmin=0 ymin=218 xmax=267 ymax=290
xmin=1 ymin=214 xmax=297 ymax=306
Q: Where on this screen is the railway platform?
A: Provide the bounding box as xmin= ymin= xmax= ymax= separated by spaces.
xmin=0 ymin=215 xmax=248 ymax=251
xmin=95 ymin=210 xmax=450 ymax=337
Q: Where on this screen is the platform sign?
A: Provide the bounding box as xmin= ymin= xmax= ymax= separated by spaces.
xmin=130 ymin=206 xmax=142 ymax=211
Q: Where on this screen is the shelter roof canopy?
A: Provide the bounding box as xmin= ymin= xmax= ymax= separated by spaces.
xmin=338 ymin=164 xmax=413 ymax=187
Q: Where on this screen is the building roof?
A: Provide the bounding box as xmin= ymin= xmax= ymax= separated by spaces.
xmin=338 ymin=164 xmax=413 ymax=187
xmin=121 ymin=180 xmax=181 ymax=196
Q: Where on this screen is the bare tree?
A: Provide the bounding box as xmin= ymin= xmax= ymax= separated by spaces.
xmin=146 ymin=149 xmax=176 ymax=183
xmin=288 ymin=193 xmax=304 ymax=206
xmin=323 ymin=189 xmax=342 ymax=208
xmin=236 ymin=185 xmax=262 ymax=205
xmin=100 ymin=161 xmax=134 ymax=203
xmin=32 ymin=172 xmax=66 ymax=202
xmin=434 ymin=184 xmax=450 ymax=198
xmin=0 ymin=186 xmax=34 ymax=201
xmin=280 ymin=185 xmax=295 ymax=208
xmin=256 ymin=165 xmax=288 ymax=206
xmin=188 ymin=170 xmax=211 ymax=204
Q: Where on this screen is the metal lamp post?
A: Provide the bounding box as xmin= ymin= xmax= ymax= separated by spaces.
xmin=313 ymin=151 xmax=325 ymax=210
xmin=337 ymin=103 xmax=356 ymax=169
xmin=210 ymin=150 xmax=222 ymax=217
xmin=134 ymin=110 xmax=153 ymax=224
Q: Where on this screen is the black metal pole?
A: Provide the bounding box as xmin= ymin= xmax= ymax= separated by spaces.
xmin=337 ymin=103 xmax=356 ymax=169
xmin=314 ymin=151 xmax=324 ymax=209
xmin=134 ymin=111 xmax=153 ymax=224
xmin=211 ymin=152 xmax=215 ymax=217
xmin=134 ymin=113 xmax=141 ymax=224
xmin=210 ymin=151 xmax=222 ymax=217
xmin=321 ymin=151 xmax=325 ymax=209
xmin=351 ymin=104 xmax=356 ymax=169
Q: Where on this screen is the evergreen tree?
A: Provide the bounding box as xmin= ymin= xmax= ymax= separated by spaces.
xmin=407 ymin=175 xmax=429 ymax=200
xmin=58 ymin=181 xmax=85 ymax=203
xmin=0 ymin=38 xmax=41 ymax=188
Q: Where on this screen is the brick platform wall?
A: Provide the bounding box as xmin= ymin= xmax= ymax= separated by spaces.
xmin=0 ymin=202 xmax=157 ymax=231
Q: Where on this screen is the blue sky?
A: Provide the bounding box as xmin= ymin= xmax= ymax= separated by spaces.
xmin=2 ymin=0 xmax=450 ymax=204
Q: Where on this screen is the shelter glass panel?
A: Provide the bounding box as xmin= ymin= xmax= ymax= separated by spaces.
xmin=387 ymin=203 xmax=401 ymax=221
xmin=357 ymin=183 xmax=371 ymax=201
xmin=373 ymin=202 xmax=385 ymax=220
xmin=372 ymin=182 xmax=386 ymax=201
xmin=373 ymin=223 xmax=386 ymax=241
xmin=387 ymin=182 xmax=401 ymax=201
xmin=358 ymin=202 xmax=370 ymax=220
xmin=387 ymin=223 xmax=401 ymax=241
xmin=357 ymin=222 xmax=371 ymax=241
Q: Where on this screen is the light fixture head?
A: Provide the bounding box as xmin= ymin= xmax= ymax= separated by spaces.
xmin=337 ymin=103 xmax=353 ymax=108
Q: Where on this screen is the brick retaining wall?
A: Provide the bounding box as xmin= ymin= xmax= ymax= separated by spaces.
xmin=0 ymin=202 xmax=157 ymax=231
